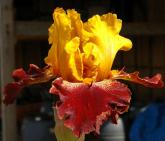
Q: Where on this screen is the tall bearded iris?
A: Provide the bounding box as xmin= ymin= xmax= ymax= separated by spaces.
xmin=3 ymin=8 xmax=164 ymax=141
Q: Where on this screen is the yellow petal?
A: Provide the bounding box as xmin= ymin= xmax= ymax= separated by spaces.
xmin=83 ymin=13 xmax=132 ymax=81
xmin=45 ymin=8 xmax=71 ymax=74
xmin=62 ymin=37 xmax=83 ymax=81
xmin=44 ymin=8 xmax=83 ymax=81
xmin=101 ymin=13 xmax=122 ymax=34
xmin=114 ymin=35 xmax=132 ymax=51
xmin=45 ymin=23 xmax=59 ymax=74
xmin=82 ymin=42 xmax=100 ymax=80
xmin=67 ymin=9 xmax=83 ymax=38
xmin=45 ymin=8 xmax=132 ymax=82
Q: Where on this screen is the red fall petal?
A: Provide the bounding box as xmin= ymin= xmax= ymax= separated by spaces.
xmin=109 ymin=69 xmax=164 ymax=88
xmin=3 ymin=64 xmax=55 ymax=105
xmin=12 ymin=68 xmax=28 ymax=81
xmin=50 ymin=78 xmax=131 ymax=137
xmin=3 ymin=83 xmax=24 ymax=104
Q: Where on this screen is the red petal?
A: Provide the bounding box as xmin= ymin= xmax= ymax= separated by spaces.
xmin=27 ymin=64 xmax=44 ymax=76
xmin=50 ymin=78 xmax=131 ymax=136
xmin=3 ymin=83 xmax=24 ymax=104
xmin=12 ymin=68 xmax=28 ymax=81
xmin=3 ymin=64 xmax=55 ymax=105
xmin=109 ymin=70 xmax=164 ymax=88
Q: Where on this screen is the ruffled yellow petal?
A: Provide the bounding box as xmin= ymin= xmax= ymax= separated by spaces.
xmin=63 ymin=37 xmax=83 ymax=81
xmin=45 ymin=8 xmax=132 ymax=82
xmin=45 ymin=8 xmax=83 ymax=81
xmin=45 ymin=23 xmax=59 ymax=74
xmin=67 ymin=9 xmax=83 ymax=38
xmin=83 ymin=42 xmax=100 ymax=80
xmin=114 ymin=35 xmax=132 ymax=51
xmin=101 ymin=13 xmax=122 ymax=34
xmin=83 ymin=13 xmax=132 ymax=81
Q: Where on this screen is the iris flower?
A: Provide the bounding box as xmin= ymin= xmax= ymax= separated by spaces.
xmin=3 ymin=8 xmax=164 ymax=141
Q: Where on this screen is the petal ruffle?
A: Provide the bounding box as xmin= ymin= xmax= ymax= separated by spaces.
xmin=83 ymin=14 xmax=132 ymax=81
xmin=45 ymin=8 xmax=83 ymax=82
xmin=109 ymin=69 xmax=164 ymax=88
xmin=50 ymin=78 xmax=131 ymax=136
xmin=3 ymin=64 xmax=55 ymax=105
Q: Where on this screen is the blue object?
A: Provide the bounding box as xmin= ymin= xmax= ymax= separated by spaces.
xmin=129 ymin=103 xmax=165 ymax=141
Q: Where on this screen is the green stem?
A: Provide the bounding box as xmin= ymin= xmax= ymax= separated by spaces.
xmin=54 ymin=109 xmax=85 ymax=141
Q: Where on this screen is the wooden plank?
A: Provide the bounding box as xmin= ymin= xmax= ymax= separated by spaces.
xmin=122 ymin=23 xmax=165 ymax=36
xmin=0 ymin=0 xmax=18 ymax=141
xmin=15 ymin=21 xmax=165 ymax=40
xmin=16 ymin=21 xmax=50 ymax=40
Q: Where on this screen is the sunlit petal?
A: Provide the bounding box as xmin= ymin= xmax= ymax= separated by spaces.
xmin=45 ymin=8 xmax=83 ymax=82
xmin=62 ymin=37 xmax=83 ymax=81
xmin=83 ymin=14 xmax=132 ymax=81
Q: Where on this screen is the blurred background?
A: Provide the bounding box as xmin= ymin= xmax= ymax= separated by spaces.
xmin=0 ymin=0 xmax=165 ymax=141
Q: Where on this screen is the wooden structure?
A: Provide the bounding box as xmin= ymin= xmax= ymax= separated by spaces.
xmin=0 ymin=0 xmax=17 ymax=141
xmin=0 ymin=0 xmax=165 ymax=141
